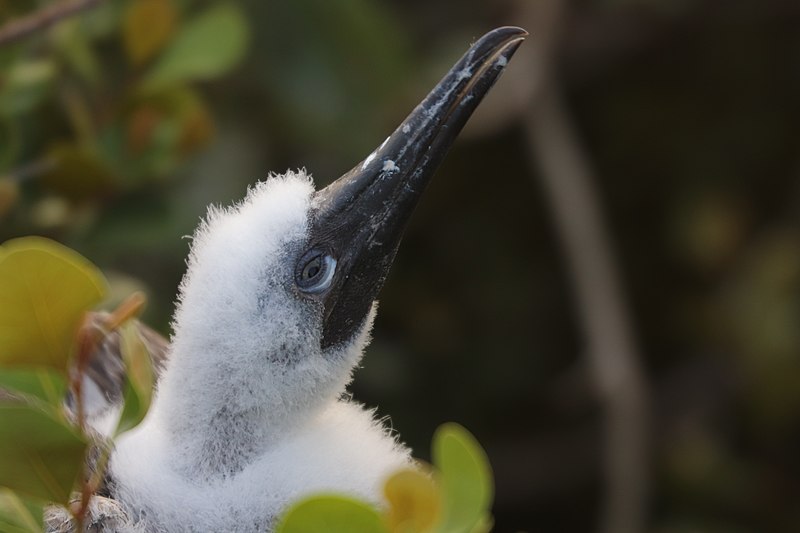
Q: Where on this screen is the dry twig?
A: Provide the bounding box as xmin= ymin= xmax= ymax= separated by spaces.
xmin=526 ymin=83 xmax=649 ymax=533
xmin=513 ymin=1 xmax=651 ymax=531
xmin=0 ymin=0 xmax=105 ymax=47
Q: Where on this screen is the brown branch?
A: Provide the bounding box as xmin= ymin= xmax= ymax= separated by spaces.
xmin=525 ymin=75 xmax=650 ymax=533
xmin=528 ymin=79 xmax=650 ymax=533
xmin=513 ymin=1 xmax=651 ymax=532
xmin=0 ymin=0 xmax=105 ymax=47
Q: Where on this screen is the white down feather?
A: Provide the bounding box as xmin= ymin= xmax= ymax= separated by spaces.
xmin=107 ymin=171 xmax=411 ymax=532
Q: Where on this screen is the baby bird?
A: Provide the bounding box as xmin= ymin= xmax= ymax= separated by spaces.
xmin=50 ymin=26 xmax=526 ymax=533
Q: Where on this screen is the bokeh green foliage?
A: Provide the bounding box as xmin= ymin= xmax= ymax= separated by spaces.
xmin=0 ymin=0 xmax=250 ymax=223
xmin=277 ymin=424 xmax=494 ymax=533
xmin=2 ymin=0 xmax=799 ymax=531
xmin=0 ymin=236 xmax=154 ymax=531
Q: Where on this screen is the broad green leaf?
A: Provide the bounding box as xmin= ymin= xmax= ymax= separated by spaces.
xmin=141 ymin=4 xmax=249 ymax=91
xmin=468 ymin=515 xmax=493 ymax=533
xmin=0 ymin=368 xmax=66 ymax=406
xmin=383 ymin=468 xmax=441 ymax=533
xmin=115 ymin=322 xmax=154 ymax=436
xmin=431 ymin=424 xmax=493 ymax=533
xmin=0 ymin=404 xmax=87 ymax=504
xmin=0 ymin=488 xmax=43 ymax=533
xmin=123 ymin=0 xmax=178 ymax=66
xmin=79 ymin=0 xmax=127 ymax=39
xmin=0 ymin=237 xmax=108 ymax=373
xmin=276 ymin=495 xmax=386 ymax=533
xmin=52 ymin=20 xmax=101 ymax=85
xmin=0 ymin=60 xmax=56 ymax=117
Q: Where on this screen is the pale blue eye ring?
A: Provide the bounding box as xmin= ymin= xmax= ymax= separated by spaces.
xmin=296 ymin=251 xmax=337 ymax=293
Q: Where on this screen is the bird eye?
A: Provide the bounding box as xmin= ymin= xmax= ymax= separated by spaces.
xmin=296 ymin=250 xmax=337 ymax=293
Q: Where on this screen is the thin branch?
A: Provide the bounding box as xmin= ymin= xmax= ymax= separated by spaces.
xmin=0 ymin=0 xmax=105 ymax=47
xmin=525 ymin=80 xmax=650 ymax=533
xmin=514 ymin=1 xmax=651 ymax=531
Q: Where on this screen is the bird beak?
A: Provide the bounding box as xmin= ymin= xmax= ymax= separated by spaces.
xmin=311 ymin=26 xmax=527 ymax=349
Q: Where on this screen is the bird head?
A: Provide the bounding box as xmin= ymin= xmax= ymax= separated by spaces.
xmin=163 ymin=28 xmax=527 ymax=433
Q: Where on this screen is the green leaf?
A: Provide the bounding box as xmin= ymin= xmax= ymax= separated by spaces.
xmin=79 ymin=0 xmax=127 ymax=39
xmin=0 ymin=368 xmax=67 ymax=406
xmin=0 ymin=60 xmax=57 ymax=117
xmin=115 ymin=322 xmax=154 ymax=436
xmin=276 ymin=495 xmax=386 ymax=533
xmin=383 ymin=468 xmax=441 ymax=533
xmin=123 ymin=0 xmax=178 ymax=66
xmin=52 ymin=20 xmax=101 ymax=85
xmin=432 ymin=424 xmax=493 ymax=533
xmin=0 ymin=237 xmax=108 ymax=373
xmin=0 ymin=488 xmax=44 ymax=533
xmin=0 ymin=403 xmax=87 ymax=504
xmin=141 ymin=4 xmax=249 ymax=91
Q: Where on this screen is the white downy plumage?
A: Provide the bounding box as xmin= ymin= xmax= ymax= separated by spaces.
xmin=108 ymin=174 xmax=411 ymax=532
xmin=45 ymin=26 xmax=525 ymax=533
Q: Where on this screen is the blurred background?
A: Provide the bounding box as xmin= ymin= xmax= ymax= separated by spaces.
xmin=1 ymin=0 xmax=799 ymax=531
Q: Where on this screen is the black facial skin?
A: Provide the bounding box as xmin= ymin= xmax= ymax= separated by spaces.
xmin=295 ymin=27 xmax=527 ymax=350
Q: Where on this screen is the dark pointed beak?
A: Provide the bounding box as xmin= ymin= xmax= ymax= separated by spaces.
xmin=310 ymin=26 xmax=527 ymax=349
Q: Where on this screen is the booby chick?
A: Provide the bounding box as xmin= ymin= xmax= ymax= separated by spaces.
xmin=78 ymin=27 xmax=525 ymax=532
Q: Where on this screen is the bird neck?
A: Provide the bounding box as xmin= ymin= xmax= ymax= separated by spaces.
xmin=149 ymin=337 xmax=357 ymax=479
xmin=152 ymin=354 xmax=277 ymax=478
